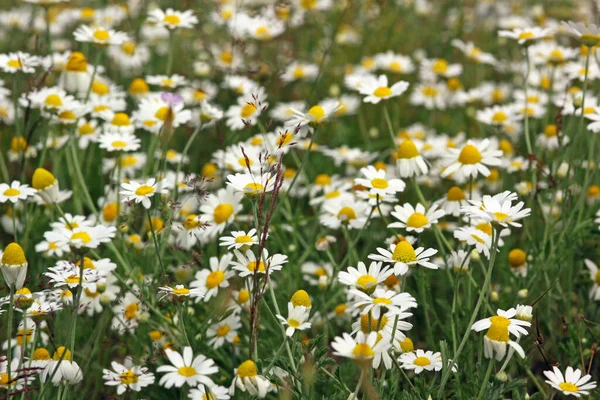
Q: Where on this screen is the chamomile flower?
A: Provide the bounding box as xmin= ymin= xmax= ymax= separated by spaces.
xmin=120 ymin=178 xmax=169 ymax=209
xmin=434 ymin=186 xmax=468 ymax=217
xmin=219 ymin=229 xmax=260 ymax=250
xmin=41 ymin=347 xmax=83 ymax=386
xmin=1 ymin=242 xmax=28 ymax=289
xmin=471 ymin=308 xmax=530 ymax=360
xmin=157 ymin=347 xmax=218 ymax=388
xmin=199 ymin=186 xmax=243 ymax=236
xmin=103 ymin=358 xmax=155 ymax=395
xmin=231 ymin=248 xmax=288 ymax=278
xmin=584 ymin=259 xmax=600 ymax=300
xmin=97 ymin=132 xmax=141 ymax=152
xmin=158 ymin=285 xmax=205 ymax=301
xmin=0 ymin=181 xmax=36 ymax=203
xmin=498 ymin=27 xmax=554 ymax=45
xmin=462 ymin=191 xmax=531 ymax=228
xmin=281 ymin=62 xmax=318 ymax=82
xmin=207 ymin=314 xmax=241 ymax=348
xmin=147 ymin=8 xmax=198 ymax=30
xmin=451 ymin=39 xmax=497 ymax=64
xmin=276 ymin=303 xmax=311 ymax=336
xmin=301 ymin=261 xmax=333 ymax=288
xmin=388 ymin=203 xmax=445 ymax=233
xmin=226 ymin=172 xmax=276 ymax=197
xmin=454 ymin=226 xmax=492 ymax=258
xmin=394 ymin=139 xmax=429 ymax=177
xmin=190 ymin=253 xmax=234 ymax=301
xmin=44 ymin=225 xmax=116 ymax=249
xmin=350 ymin=287 xmax=417 ymax=318
xmin=0 ymin=52 xmax=40 ymax=73
xmin=320 ymin=199 xmax=369 ymax=230
xmin=338 ymin=261 xmax=393 ymax=294
xmin=561 ymin=21 xmax=600 ymax=46
xmin=375 ymin=51 xmax=415 ymax=74
xmin=74 ymin=25 xmax=129 ymax=45
xmin=441 ymin=139 xmax=503 ymax=179
xmin=476 ymin=105 xmax=518 ymax=127
xmin=331 ymin=331 xmax=391 ymax=365
xmin=284 ymin=102 xmax=341 ymax=137
xmin=398 ymin=349 xmax=443 ymax=374
xmin=112 ymin=292 xmax=145 ymax=333
xmin=230 ymin=360 xmax=273 ymax=398
xmin=358 ymin=74 xmax=409 ymax=104
xmin=369 ymin=240 xmax=438 ymax=276
xmin=447 ymin=249 xmax=471 ymax=273
xmin=544 ymin=366 xmax=597 ymax=397
xmin=354 ymin=165 xmax=405 ymax=196
xmin=190 ymin=384 xmax=231 ymax=400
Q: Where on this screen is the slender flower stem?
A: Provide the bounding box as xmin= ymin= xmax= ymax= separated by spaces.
xmin=523 ymin=47 xmax=533 ymax=155
xmin=147 ymin=208 xmax=166 ymax=277
xmin=178 ymin=304 xmax=191 ymax=347
xmin=11 ymin=208 xmax=17 ymax=242
xmin=476 ymin=359 xmax=494 ymax=400
xmin=6 ymin=286 xmax=14 ymax=395
xmin=438 ymin=228 xmax=501 ymax=396
xmin=350 ymin=368 xmax=366 ymax=400
xmin=166 ymin=31 xmax=175 ymax=76
xmin=174 ymin=122 xmax=202 ymax=198
xmin=267 ymin=282 xmax=297 ymax=372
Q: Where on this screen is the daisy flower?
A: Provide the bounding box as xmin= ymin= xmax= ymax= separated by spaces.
xmin=120 ymin=178 xmax=169 ymax=209
xmin=230 ymin=360 xmax=273 ymax=398
xmin=301 ymin=261 xmax=333 ymax=288
xmin=281 ymin=62 xmax=319 ymax=82
xmin=284 ymin=102 xmax=341 ymax=137
xmin=476 ymin=105 xmax=517 ymax=127
xmin=498 ymin=26 xmax=554 ymax=45
xmin=97 ymin=132 xmax=141 ymax=152
xmin=41 ymin=347 xmax=83 ymax=386
xmin=561 ymin=21 xmax=600 ymax=46
xmin=190 ymin=253 xmax=234 ymax=301
xmin=111 ymin=292 xmax=145 ymax=333
xmin=147 ymin=8 xmax=198 ymax=30
xmin=73 ymin=25 xmax=129 ymax=45
xmin=320 ymin=199 xmax=369 ymax=230
xmin=226 ymin=172 xmax=276 ymax=197
xmin=447 ymin=249 xmax=471 ymax=273
xmin=158 ymin=285 xmax=205 ymax=301
xmin=190 ymin=384 xmax=231 ymax=400
xmin=157 ymin=347 xmax=218 ymax=389
xmin=543 ymin=366 xmax=597 ymax=397
xmin=451 ymin=39 xmax=496 ymax=65
xmin=454 ymin=226 xmax=492 ymax=258
xmin=338 ymin=261 xmax=393 ymax=294
xmin=0 ymin=181 xmax=36 ymax=203
xmin=199 ymin=186 xmax=243 ymax=237
xmin=375 ymin=51 xmax=415 ymax=74
xmin=276 ymin=303 xmax=311 ymax=337
xmin=462 ymin=191 xmax=531 ymax=228
xmin=394 ymin=139 xmax=429 ymax=178
xmin=398 ymin=349 xmax=443 ymax=374
xmin=219 ymin=229 xmax=260 ymax=250
xmin=331 ymin=331 xmax=391 ymax=365
xmin=146 ymin=74 xmax=189 ymax=89
xmin=231 ymin=248 xmax=288 ymax=278
xmin=354 ymin=165 xmax=405 ymax=196
xmin=434 ymin=186 xmax=468 ymax=217
xmin=103 ymin=358 xmax=155 ymax=395
xmin=584 ymin=259 xmax=600 ymax=300
xmin=471 ymin=308 xmax=531 ymax=360
xmin=388 ymin=203 xmax=445 ymax=233
xmin=441 ymin=139 xmax=503 ymax=179
xmin=207 ymin=314 xmax=241 ymax=349
xmin=44 ymin=225 xmax=116 ymax=249
xmin=0 ymin=52 xmax=41 ymax=74
xmin=358 ymin=74 xmax=409 ymax=104
xmin=350 ymin=287 xmax=417 ymax=318
xmin=369 ymin=241 xmax=438 ymax=276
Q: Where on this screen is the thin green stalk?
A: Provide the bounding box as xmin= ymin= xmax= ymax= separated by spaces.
xmin=166 ymin=31 xmax=175 ymax=76
xmin=350 ymin=368 xmax=366 ymax=400
xmin=523 ymin=47 xmax=533 ymax=155
xmin=6 ymin=286 xmax=14 ymax=395
xmin=438 ymin=228 xmax=501 ymax=396
xmin=147 ymin=208 xmax=166 ymax=277
xmin=476 ymin=359 xmax=494 ymax=400
xmin=174 ymin=123 xmax=202 ymax=198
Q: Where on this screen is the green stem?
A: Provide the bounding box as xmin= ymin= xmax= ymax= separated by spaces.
xmin=166 ymin=31 xmax=175 ymax=76
xmin=174 ymin=123 xmax=202 ymax=198
xmin=146 ymin=208 xmax=166 ymax=277
xmin=523 ymin=47 xmax=533 ymax=155
xmin=476 ymin=359 xmax=494 ymax=400
xmin=6 ymin=286 xmax=14 ymax=395
xmin=350 ymin=368 xmax=366 ymax=400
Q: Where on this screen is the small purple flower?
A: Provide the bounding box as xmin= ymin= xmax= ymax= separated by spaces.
xmin=161 ymin=91 xmax=183 ymax=106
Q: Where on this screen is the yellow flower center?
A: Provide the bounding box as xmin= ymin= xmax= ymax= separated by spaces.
xmin=288 ymin=318 xmax=301 ymax=328
xmin=220 ymin=51 xmax=233 ymax=64
xmin=392 ymin=241 xmax=417 ymax=263
xmin=112 ymin=113 xmax=131 ymax=126
xmin=52 ymin=347 xmax=72 ymax=361
xmin=518 ymin=32 xmax=534 ymax=40
xmin=315 ymin=174 xmax=332 ymax=186
xmin=217 ymin=325 xmax=230 ymax=337
xmin=130 ymin=78 xmax=149 ymax=94
xmin=290 ymin=290 xmax=311 ymax=307
xmin=111 ymin=140 xmax=127 ymax=149
xmin=182 ymin=214 xmax=200 ymax=230
xmin=432 ymin=59 xmax=448 ymax=74
xmin=293 ymin=67 xmax=305 ymax=79
xmin=103 ymin=203 xmax=118 ymax=222
xmin=7 ymin=59 xmax=22 ymax=68
xmin=78 ymin=123 xmax=95 ymax=135
xmin=458 ymin=144 xmax=483 ymax=165
xmin=414 ymin=356 xmax=431 ymax=367
xmin=172 ymin=286 xmax=190 ymax=296
xmin=93 ymin=29 xmax=110 ymax=41
xmin=373 ymin=297 xmax=392 ymax=305
xmin=237 ymin=360 xmax=258 ymax=378
xmin=149 ymin=330 xmax=163 ymax=341
xmin=399 ymin=337 xmax=414 ymax=352
xmin=558 ymin=382 xmax=579 ymax=393
xmin=374 ymin=86 xmax=392 ymax=98
xmin=65 ymin=51 xmax=88 ymax=72
xmin=3 ymin=188 xmax=20 ymax=197
xmin=135 ymin=185 xmax=155 ymax=196
xmin=371 ymin=178 xmax=388 ymax=189
xmin=124 ymin=303 xmax=139 ymax=320
xmin=213 ymin=203 xmax=234 ymax=224
xmin=238 ymin=289 xmax=250 ymax=303
xmin=406 ymin=212 xmax=429 ymax=228
xmin=544 ymin=124 xmax=557 ymax=137
xmin=508 ymin=249 xmax=526 ymax=267
xmin=389 ymin=61 xmax=402 ymax=72
xmin=121 ymin=42 xmax=136 ymax=55
xmin=595 ymin=270 xmax=600 ymax=285
xmin=120 ymin=370 xmax=138 ymax=385
xmin=92 ymin=81 xmax=109 ymax=95
xmin=447 ymin=186 xmax=466 ymax=201
xmin=155 ymin=106 xmax=173 ymax=122
xmin=235 ymin=235 xmax=253 ymax=245
xmin=164 ymin=14 xmax=181 ymax=25
xmin=246 ymin=260 xmax=265 ymax=272
xmin=244 ymin=183 xmax=264 ymax=195
xmin=352 ymin=343 xmax=374 ymax=358
xmin=396 ymin=140 xmax=419 ymax=159
xmin=492 ymin=111 xmax=508 ymax=124
xmin=70 ymin=231 xmax=91 ymax=244
xmin=238 ymin=157 xmax=252 ymax=168
xmin=360 ymin=314 xmax=388 ymax=332
xmin=493 ymin=212 xmax=511 ymax=223
xmin=206 ymin=271 xmax=225 ymax=289
xmin=422 ymin=86 xmax=439 ymax=97
xmin=240 ymin=103 xmax=257 ymax=118
xmin=84 ymin=288 xmax=99 ymax=297
xmin=337 ymin=206 xmax=357 ymax=222
xmin=178 ymin=366 xmax=196 ymax=377
xmin=486 ymin=315 xmax=510 ymax=342
xmin=45 ymin=94 xmax=63 ymax=107
xmin=33 ymin=348 xmax=50 ymax=360
xmin=308 ymin=105 xmax=325 ymax=123
xmin=356 ymin=274 xmax=377 ymax=292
